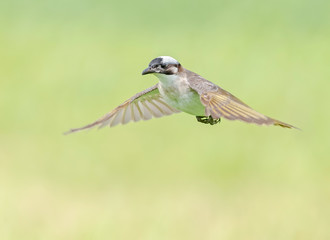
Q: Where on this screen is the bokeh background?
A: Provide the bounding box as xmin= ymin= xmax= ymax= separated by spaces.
xmin=1 ymin=0 xmax=330 ymax=239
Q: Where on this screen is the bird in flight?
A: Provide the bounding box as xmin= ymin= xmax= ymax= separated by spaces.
xmin=65 ymin=56 xmax=296 ymax=134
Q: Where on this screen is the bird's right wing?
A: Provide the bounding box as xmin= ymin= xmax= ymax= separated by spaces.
xmin=64 ymin=84 xmax=180 ymax=134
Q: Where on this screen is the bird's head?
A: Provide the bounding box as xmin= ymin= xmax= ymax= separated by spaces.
xmin=142 ymin=56 xmax=181 ymax=76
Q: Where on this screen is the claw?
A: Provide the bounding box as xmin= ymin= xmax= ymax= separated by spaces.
xmin=196 ymin=116 xmax=221 ymax=125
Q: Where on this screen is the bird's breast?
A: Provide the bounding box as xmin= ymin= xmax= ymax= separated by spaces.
xmin=158 ymin=76 xmax=205 ymax=116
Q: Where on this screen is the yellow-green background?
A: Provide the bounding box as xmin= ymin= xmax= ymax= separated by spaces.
xmin=1 ymin=0 xmax=329 ymax=239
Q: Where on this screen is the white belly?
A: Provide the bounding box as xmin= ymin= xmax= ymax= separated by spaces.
xmin=157 ymin=75 xmax=205 ymax=116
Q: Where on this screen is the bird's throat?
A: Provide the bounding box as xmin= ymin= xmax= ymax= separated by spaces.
xmin=154 ymin=73 xmax=179 ymax=87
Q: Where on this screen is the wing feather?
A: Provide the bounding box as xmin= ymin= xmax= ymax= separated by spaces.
xmin=185 ymin=70 xmax=296 ymax=129
xmin=122 ymin=104 xmax=132 ymax=125
xmin=110 ymin=108 xmax=124 ymax=127
xmin=139 ymin=101 xmax=153 ymax=120
xmin=153 ymin=99 xmax=180 ymax=114
xmin=131 ymin=103 xmax=140 ymax=122
xmin=200 ymin=91 xmax=296 ymax=128
xmin=64 ymin=84 xmax=180 ymax=134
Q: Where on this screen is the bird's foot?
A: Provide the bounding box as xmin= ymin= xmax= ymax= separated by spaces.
xmin=196 ymin=116 xmax=221 ymax=125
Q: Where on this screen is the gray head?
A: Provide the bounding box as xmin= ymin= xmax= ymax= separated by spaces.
xmin=142 ymin=56 xmax=181 ymax=75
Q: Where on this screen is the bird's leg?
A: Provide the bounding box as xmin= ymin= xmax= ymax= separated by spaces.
xmin=196 ymin=116 xmax=221 ymax=125
xmin=209 ymin=116 xmax=221 ymax=125
xmin=196 ymin=116 xmax=209 ymax=124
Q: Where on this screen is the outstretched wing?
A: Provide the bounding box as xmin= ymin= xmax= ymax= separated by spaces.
xmin=186 ymin=70 xmax=296 ymax=128
xmin=64 ymin=84 xmax=180 ymax=134
xmin=200 ymin=90 xmax=296 ymax=128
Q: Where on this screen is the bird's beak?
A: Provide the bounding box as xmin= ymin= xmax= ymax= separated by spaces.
xmin=142 ymin=67 xmax=154 ymax=75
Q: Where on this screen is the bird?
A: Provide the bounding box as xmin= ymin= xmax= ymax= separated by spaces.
xmin=65 ymin=56 xmax=297 ymax=134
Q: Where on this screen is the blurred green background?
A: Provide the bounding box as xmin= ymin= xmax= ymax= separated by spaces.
xmin=1 ymin=0 xmax=330 ymax=239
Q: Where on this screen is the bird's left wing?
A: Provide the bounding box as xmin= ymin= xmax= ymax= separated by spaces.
xmin=64 ymin=84 xmax=180 ymax=134
xmin=186 ymin=70 xmax=296 ymax=128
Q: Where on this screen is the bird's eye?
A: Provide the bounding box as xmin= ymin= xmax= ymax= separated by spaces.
xmin=161 ymin=64 xmax=167 ymax=68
